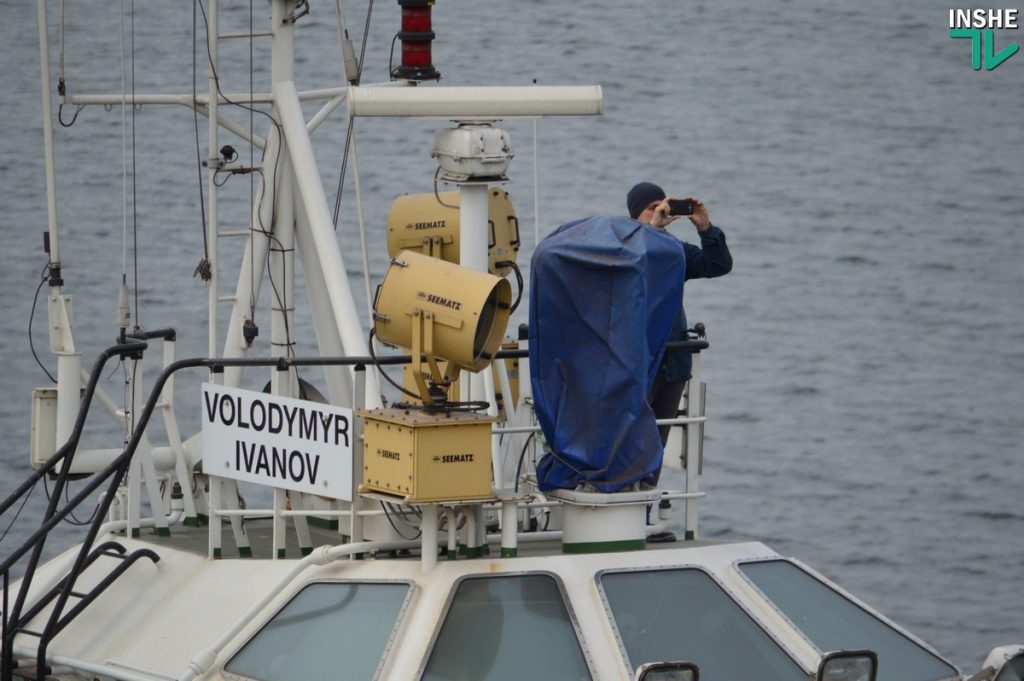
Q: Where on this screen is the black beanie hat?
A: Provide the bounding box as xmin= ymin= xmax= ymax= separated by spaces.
xmin=627 ymin=181 xmax=666 ymax=219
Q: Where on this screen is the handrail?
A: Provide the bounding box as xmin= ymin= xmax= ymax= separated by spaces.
xmin=1 ymin=341 xmax=146 ymax=681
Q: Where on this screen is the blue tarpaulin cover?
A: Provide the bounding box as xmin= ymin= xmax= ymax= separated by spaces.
xmin=529 ymin=215 xmax=685 ymax=492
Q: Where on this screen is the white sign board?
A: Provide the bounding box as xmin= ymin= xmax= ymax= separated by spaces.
xmin=201 ymin=383 xmax=353 ymax=500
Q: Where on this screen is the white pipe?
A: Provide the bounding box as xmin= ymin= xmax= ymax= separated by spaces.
xmin=306 ymin=93 xmax=346 ymax=133
xmin=159 ymin=342 xmax=197 ymax=521
xmin=350 ymin=367 xmax=366 ymax=546
xmin=348 ymin=85 xmax=603 ymax=118
xmin=206 ymin=0 xmax=220 ymax=358
xmin=64 ymin=86 xmax=348 ymax=107
xmin=211 ymin=508 xmax=390 ymax=518
xmin=293 ymin=198 xmax=355 ymax=406
xmin=350 ymin=132 xmax=375 ymax=332
xmin=11 ymin=647 xmax=162 ymax=681
xmin=486 ymin=530 xmax=561 ymax=544
xmin=420 ymin=505 xmax=438 ymax=572
xmin=533 ymin=116 xmax=540 ymax=248
xmin=55 ymin=351 xmax=81 ymax=450
xmin=495 ymin=357 xmax=516 ymax=424
xmin=484 ymin=367 xmax=502 ymax=489
xmin=459 ymin=184 xmax=490 ymax=406
xmin=444 ymin=508 xmax=458 ymax=557
xmin=273 ymin=78 xmax=381 ymax=405
xmin=192 ymin=104 xmax=266 ymax=149
xmin=270 ymin=155 xmax=296 ymax=391
xmin=491 ymin=417 xmax=703 ymax=435
xmin=500 ymin=500 xmax=518 ymax=556
xmin=82 ymin=373 xmax=126 ymax=423
xmin=685 ymin=361 xmax=703 ymax=540
xmin=494 ymin=425 xmax=542 ymax=434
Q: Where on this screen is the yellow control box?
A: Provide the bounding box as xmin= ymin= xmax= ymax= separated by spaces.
xmin=359 ymin=408 xmax=494 ymax=502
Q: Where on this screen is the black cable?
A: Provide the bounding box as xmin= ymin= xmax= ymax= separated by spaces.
xmin=29 ymin=263 xmax=57 ymax=384
xmin=368 ymin=333 xmax=492 ymax=413
xmin=513 ymin=432 xmax=535 ymax=494
xmin=64 ymin=479 xmax=101 ymax=527
xmin=380 ymin=501 xmax=420 ymax=540
xmin=58 ymin=104 xmax=83 ymax=127
xmin=332 ymin=117 xmax=356 ymax=228
xmin=56 ymin=4 xmax=81 ymax=128
xmin=0 ymin=481 xmax=38 ymax=544
xmin=432 ymin=167 xmax=458 ymax=208
xmin=412 ymin=399 xmax=490 ymax=414
xmin=385 ymin=32 xmax=397 ymax=79
xmin=368 ymin=329 xmax=424 ymax=402
xmin=357 ymin=0 xmax=375 ymax=83
xmin=496 ymin=260 xmax=524 ymax=313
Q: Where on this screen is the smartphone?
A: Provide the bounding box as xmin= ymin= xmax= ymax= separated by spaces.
xmin=667 ymin=198 xmax=694 ymax=216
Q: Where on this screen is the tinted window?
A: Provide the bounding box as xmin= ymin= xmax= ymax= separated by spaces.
xmin=421 ymin=574 xmax=591 ymax=681
xmin=996 ymin=655 xmax=1024 ymax=681
xmin=740 ymin=560 xmax=959 ymax=681
xmin=226 ymin=582 xmax=409 ymax=681
xmin=601 ymin=568 xmax=805 ymax=680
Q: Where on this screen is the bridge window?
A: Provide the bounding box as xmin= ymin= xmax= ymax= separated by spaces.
xmin=420 ymin=573 xmax=591 ymax=681
xmin=739 ymin=560 xmax=959 ymax=681
xmin=600 ymin=567 xmax=806 ymax=680
xmin=225 ymin=581 xmax=410 ymax=681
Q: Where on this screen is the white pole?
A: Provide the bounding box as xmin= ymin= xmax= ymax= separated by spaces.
xmin=349 ymin=365 xmax=366 ymax=549
xmin=39 ymin=2 xmax=82 ymax=449
xmin=294 ymin=199 xmax=355 ymax=406
xmin=420 ymin=505 xmax=438 ymax=572
xmin=207 ymin=0 xmax=220 ymax=357
xmin=36 ymin=0 xmax=61 ymax=266
xmin=500 ymin=499 xmax=518 ymax=557
xmin=684 ymin=355 xmax=702 ymax=540
xmin=274 ymin=78 xmax=381 ymax=403
xmin=270 ymin=155 xmax=297 ymax=397
xmin=533 ymin=117 xmax=540 ymax=247
xmin=458 ymin=184 xmax=490 ymax=404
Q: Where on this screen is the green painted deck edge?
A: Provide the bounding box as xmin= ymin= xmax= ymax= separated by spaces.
xmin=562 ymin=538 xmax=646 ymax=554
xmin=306 ymin=516 xmax=339 ymax=530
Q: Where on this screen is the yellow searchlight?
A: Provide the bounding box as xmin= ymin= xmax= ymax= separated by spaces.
xmin=385 ymin=189 xmax=520 ymax=277
xmin=361 ymin=251 xmax=511 ymax=503
xmin=373 ymin=250 xmax=512 ymax=404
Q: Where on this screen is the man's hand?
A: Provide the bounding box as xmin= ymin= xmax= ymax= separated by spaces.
xmin=689 ymin=198 xmax=710 ymax=232
xmin=648 ymin=199 xmax=678 ymax=229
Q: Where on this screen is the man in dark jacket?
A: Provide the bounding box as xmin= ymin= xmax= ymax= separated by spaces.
xmin=627 ymin=181 xmax=733 ymax=445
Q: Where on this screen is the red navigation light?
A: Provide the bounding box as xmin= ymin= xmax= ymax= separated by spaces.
xmin=393 ymin=0 xmax=440 ymax=81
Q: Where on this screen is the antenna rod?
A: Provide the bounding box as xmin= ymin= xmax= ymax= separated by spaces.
xmin=37 ymin=0 xmax=62 ymax=273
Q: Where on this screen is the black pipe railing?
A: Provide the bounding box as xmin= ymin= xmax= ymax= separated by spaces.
xmin=1 ymin=341 xmax=146 ymax=681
